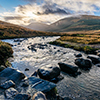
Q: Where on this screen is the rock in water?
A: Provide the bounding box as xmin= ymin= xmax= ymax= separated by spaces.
xmin=0 ymin=68 xmax=25 ymax=83
xmin=25 ymin=68 xmax=29 ymax=71
xmin=14 ymin=93 xmax=31 ymax=100
xmin=28 ymin=76 xmax=56 ymax=93
xmin=58 ymin=62 xmax=78 ymax=74
xmin=75 ymin=58 xmax=92 ymax=68
xmin=38 ymin=66 xmax=60 ymax=80
xmin=32 ymin=91 xmax=47 ymax=100
xmin=5 ymin=88 xmax=18 ymax=99
xmin=74 ymin=53 xmax=82 ymax=57
xmin=87 ymin=55 xmax=100 ymax=64
xmin=0 ymin=80 xmax=15 ymax=89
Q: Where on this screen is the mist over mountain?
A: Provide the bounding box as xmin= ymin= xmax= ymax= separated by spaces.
xmin=25 ymin=15 xmax=100 ymax=32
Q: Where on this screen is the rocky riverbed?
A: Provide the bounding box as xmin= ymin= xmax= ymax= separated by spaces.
xmin=2 ymin=36 xmax=100 ymax=100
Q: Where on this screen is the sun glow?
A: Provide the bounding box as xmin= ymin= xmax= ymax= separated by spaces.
xmin=26 ymin=12 xmax=37 ymax=18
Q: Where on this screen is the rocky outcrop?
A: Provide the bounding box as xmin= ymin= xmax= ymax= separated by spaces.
xmin=38 ymin=66 xmax=60 ymax=81
xmin=87 ymin=55 xmax=100 ymax=64
xmin=75 ymin=58 xmax=92 ymax=69
xmin=58 ymin=62 xmax=78 ymax=74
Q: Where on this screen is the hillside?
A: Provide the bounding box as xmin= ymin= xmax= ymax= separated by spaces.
xmin=47 ymin=15 xmax=100 ymax=32
xmin=25 ymin=22 xmax=49 ymax=31
xmin=0 ymin=21 xmax=57 ymax=39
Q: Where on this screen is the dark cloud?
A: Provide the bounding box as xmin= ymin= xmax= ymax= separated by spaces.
xmin=37 ymin=3 xmax=71 ymax=15
xmin=4 ymin=16 xmax=23 ymax=21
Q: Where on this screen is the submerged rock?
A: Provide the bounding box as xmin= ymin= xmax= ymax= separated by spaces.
xmin=32 ymin=91 xmax=47 ymax=100
xmin=58 ymin=62 xmax=78 ymax=74
xmin=0 ymin=80 xmax=15 ymax=89
xmin=14 ymin=93 xmax=31 ymax=100
xmin=74 ymin=53 xmax=82 ymax=57
xmin=75 ymin=58 xmax=92 ymax=68
xmin=87 ymin=55 xmax=100 ymax=64
xmin=5 ymin=88 xmax=18 ymax=99
xmin=38 ymin=66 xmax=60 ymax=80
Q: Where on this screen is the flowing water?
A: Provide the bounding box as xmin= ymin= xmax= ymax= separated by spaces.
xmin=2 ymin=36 xmax=100 ymax=100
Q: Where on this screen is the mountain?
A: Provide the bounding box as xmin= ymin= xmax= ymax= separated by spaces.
xmin=25 ymin=22 xmax=49 ymax=31
xmin=0 ymin=21 xmax=57 ymax=39
xmin=47 ymin=15 xmax=100 ymax=32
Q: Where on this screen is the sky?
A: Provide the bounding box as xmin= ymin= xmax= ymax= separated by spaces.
xmin=0 ymin=0 xmax=100 ymax=25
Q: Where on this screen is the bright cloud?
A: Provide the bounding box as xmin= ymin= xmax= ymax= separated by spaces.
xmin=0 ymin=0 xmax=100 ymax=25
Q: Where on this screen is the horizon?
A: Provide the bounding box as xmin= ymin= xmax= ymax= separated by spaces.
xmin=0 ymin=0 xmax=100 ymax=26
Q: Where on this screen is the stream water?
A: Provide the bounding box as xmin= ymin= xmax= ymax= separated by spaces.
xmin=2 ymin=36 xmax=100 ymax=100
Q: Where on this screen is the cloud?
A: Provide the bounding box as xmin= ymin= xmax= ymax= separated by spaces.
xmin=0 ymin=0 xmax=100 ymax=25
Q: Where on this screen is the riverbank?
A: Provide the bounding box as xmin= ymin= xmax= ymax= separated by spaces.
xmin=49 ymin=33 xmax=100 ymax=54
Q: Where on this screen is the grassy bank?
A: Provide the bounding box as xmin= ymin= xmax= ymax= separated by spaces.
xmin=49 ymin=37 xmax=99 ymax=54
xmin=0 ymin=41 xmax=13 ymax=67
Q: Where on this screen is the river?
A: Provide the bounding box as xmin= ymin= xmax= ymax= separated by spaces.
xmin=2 ymin=36 xmax=100 ymax=100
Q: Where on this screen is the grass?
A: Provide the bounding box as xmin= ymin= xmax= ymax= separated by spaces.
xmin=59 ymin=34 xmax=100 ymax=44
xmin=49 ymin=39 xmax=98 ymax=54
xmin=0 ymin=41 xmax=13 ymax=67
xmin=0 ymin=21 xmax=59 ymax=39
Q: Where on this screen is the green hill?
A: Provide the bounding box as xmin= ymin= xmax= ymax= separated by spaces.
xmin=47 ymin=15 xmax=100 ymax=32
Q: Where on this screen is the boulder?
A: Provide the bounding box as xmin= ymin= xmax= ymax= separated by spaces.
xmin=32 ymin=91 xmax=47 ymax=100
xmin=0 ymin=80 xmax=15 ymax=89
xmin=75 ymin=58 xmax=92 ymax=68
xmin=0 ymin=68 xmax=25 ymax=83
xmin=74 ymin=53 xmax=82 ymax=57
xmin=58 ymin=62 xmax=78 ymax=74
xmin=38 ymin=66 xmax=60 ymax=80
xmin=5 ymin=88 xmax=18 ymax=99
xmin=14 ymin=93 xmax=31 ymax=100
xmin=28 ymin=76 xmax=56 ymax=93
xmin=87 ymin=55 xmax=100 ymax=64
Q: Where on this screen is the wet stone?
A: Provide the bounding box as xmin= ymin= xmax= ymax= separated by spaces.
xmin=0 ymin=80 xmax=15 ymax=89
xmin=0 ymin=68 xmax=25 ymax=83
xmin=5 ymin=88 xmax=18 ymax=99
xmin=58 ymin=62 xmax=78 ymax=74
xmin=87 ymin=55 xmax=100 ymax=64
xmin=38 ymin=66 xmax=60 ymax=81
xmin=75 ymin=58 xmax=92 ymax=69
xmin=14 ymin=93 xmax=31 ymax=100
xmin=74 ymin=53 xmax=82 ymax=57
